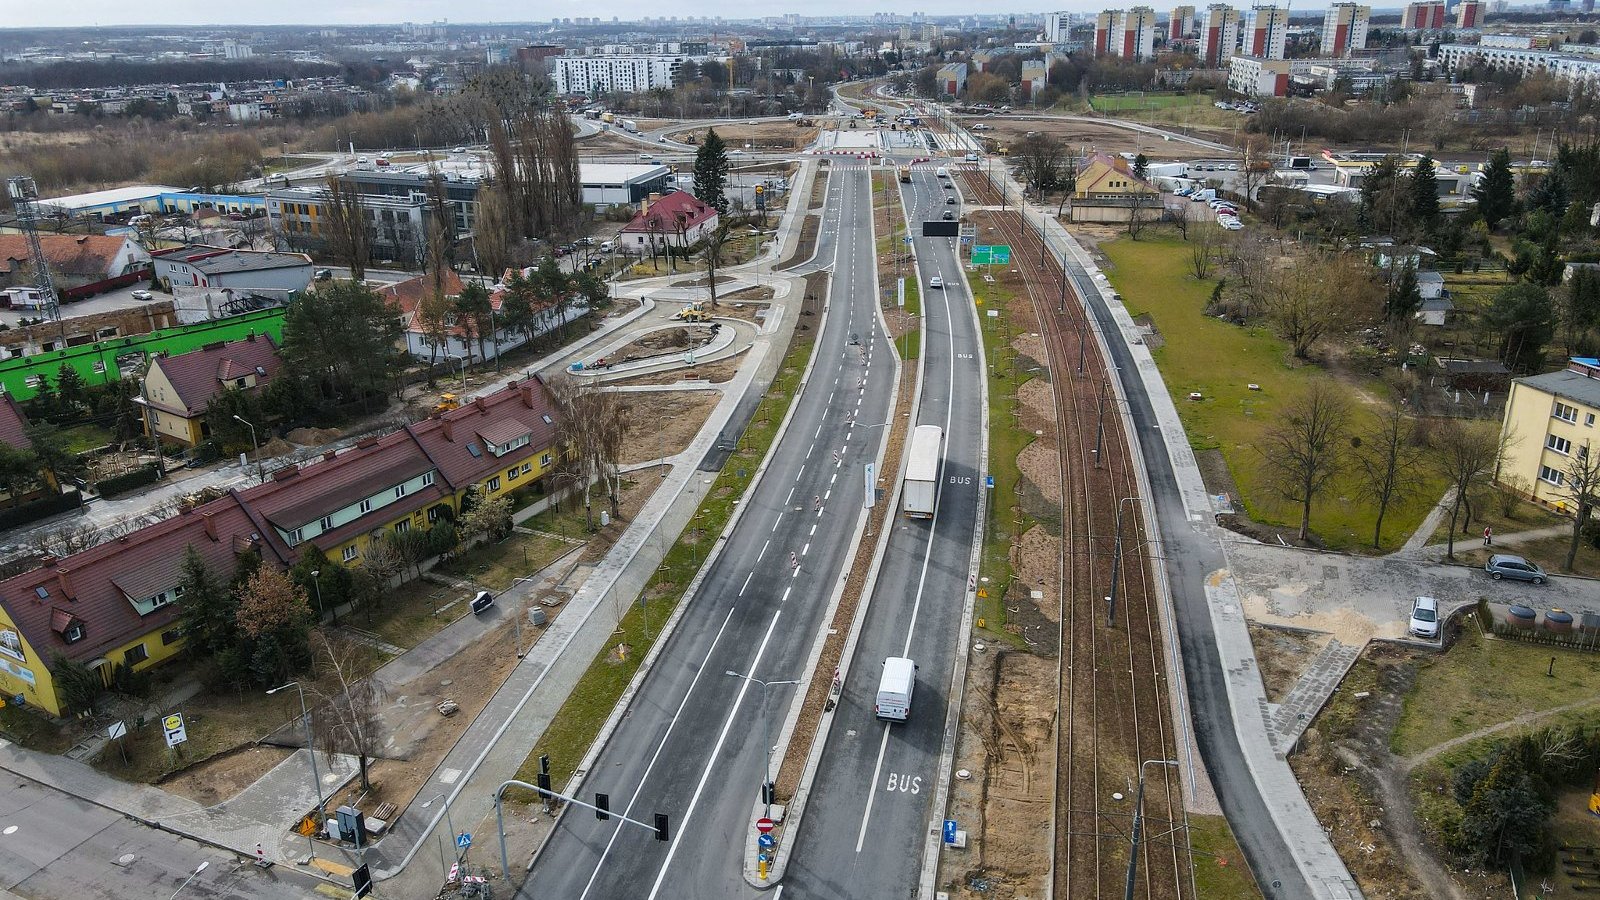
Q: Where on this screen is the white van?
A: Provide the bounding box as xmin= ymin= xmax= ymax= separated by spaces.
xmin=935 ymin=167 xmax=949 ymax=179
xmin=875 ymin=656 xmax=916 ymax=721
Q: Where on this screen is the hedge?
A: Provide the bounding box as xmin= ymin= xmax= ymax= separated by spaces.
xmin=96 ymin=464 xmax=162 ymax=498
xmin=0 ymin=490 xmax=83 ymax=531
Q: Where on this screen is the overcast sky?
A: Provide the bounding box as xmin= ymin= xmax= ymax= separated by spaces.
xmin=9 ymin=1 xmax=1342 ymax=30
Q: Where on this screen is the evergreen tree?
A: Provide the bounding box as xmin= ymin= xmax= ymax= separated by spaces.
xmin=177 ymin=548 xmax=237 ymax=658
xmin=1408 ymin=155 xmax=1440 ymax=234
xmin=692 ymin=128 xmax=731 ymax=216
xmin=1528 ymin=170 xmax=1569 ymax=219
xmin=1488 ymin=282 xmax=1556 ymax=373
xmin=1472 ymin=147 xmax=1516 ymax=229
xmin=1386 ymin=263 xmax=1423 ymax=323
xmin=54 ymin=364 xmax=87 ymax=416
xmin=23 ymin=423 xmax=86 ymax=487
xmin=1570 ymin=266 xmax=1600 ymax=336
xmin=1360 ymin=154 xmax=1404 ymax=234
xmin=1132 ymin=153 xmax=1149 ymax=181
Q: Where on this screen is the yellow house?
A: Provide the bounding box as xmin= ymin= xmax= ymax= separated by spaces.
xmin=1497 ymin=357 xmax=1600 ymax=510
xmin=142 ymin=334 xmax=282 ymax=447
xmin=1068 ymin=153 xmax=1163 ymax=224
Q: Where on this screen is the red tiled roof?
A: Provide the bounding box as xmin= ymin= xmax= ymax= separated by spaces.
xmin=379 ymin=270 xmax=466 ymax=318
xmin=620 ymin=190 xmax=718 ymax=235
xmin=0 ymin=495 xmax=277 ymax=665
xmin=0 ymin=394 xmax=31 ymax=451
xmin=147 ymin=334 xmax=281 ymax=417
xmin=411 ymin=377 xmax=560 ymax=489
xmin=0 ymin=234 xmax=131 ymax=280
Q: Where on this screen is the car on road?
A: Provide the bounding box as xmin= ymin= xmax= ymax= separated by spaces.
xmin=1409 ymin=596 xmax=1441 ymax=639
xmin=131 ymin=289 xmax=153 ymax=301
xmin=929 ymin=275 xmax=944 ymax=289
xmin=452 ymin=146 xmax=467 ymax=153
xmin=471 ymin=591 xmax=495 ymax=614
xmin=314 ymin=268 xmax=333 ymax=281
xmin=1486 ymin=553 xmax=1548 ymax=584
xmin=946 ymin=196 xmax=957 ymax=204
xmin=941 ymin=210 xmax=954 ymax=220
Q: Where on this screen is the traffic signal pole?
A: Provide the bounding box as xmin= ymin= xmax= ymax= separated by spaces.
xmin=493 ymin=777 xmax=669 ymax=883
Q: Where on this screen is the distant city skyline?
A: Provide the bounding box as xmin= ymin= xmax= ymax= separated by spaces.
xmin=10 ymin=1 xmax=1385 ymax=31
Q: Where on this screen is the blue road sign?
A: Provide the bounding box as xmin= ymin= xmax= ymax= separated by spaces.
xmin=985 ymin=474 xmax=995 ymax=489
xmin=456 ymin=832 xmax=473 ymax=850
xmin=758 ymin=833 xmax=776 ymax=849
xmin=943 ymin=820 xmax=958 ymax=844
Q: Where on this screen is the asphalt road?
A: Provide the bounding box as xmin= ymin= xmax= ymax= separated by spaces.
xmin=0 ymin=773 xmax=323 ymax=900
xmin=1057 ymin=225 xmax=1311 ymax=897
xmin=521 ymin=162 xmax=895 ymax=900
xmin=780 ymin=166 xmax=984 ymax=898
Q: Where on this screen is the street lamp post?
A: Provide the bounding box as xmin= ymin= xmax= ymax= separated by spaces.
xmin=232 ymin=414 xmax=263 ymax=483
xmin=310 ymin=568 xmax=335 ymax=626
xmin=267 ymin=681 xmax=322 ymax=860
xmin=449 ymin=353 xmax=467 ymax=390
xmin=168 ymin=861 xmax=209 ymax=899
xmin=1107 ymin=496 xmax=1142 ymax=627
xmin=724 ymin=670 xmax=803 ymax=820
xmin=421 ymin=791 xmax=459 ymax=868
xmin=1124 ymin=759 xmax=1181 ymax=900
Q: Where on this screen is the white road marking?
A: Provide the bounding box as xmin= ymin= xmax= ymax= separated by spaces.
xmin=740 ymin=572 xmax=754 ymax=596
xmin=757 ymin=540 xmax=769 ymax=562
xmin=802 ymin=542 xmax=811 ymax=556
xmin=786 ymin=487 xmax=795 ymax=504
xmin=577 ymin=606 xmax=739 ymax=899
xmin=855 ymin=727 xmax=894 ymax=852
xmin=810 ymin=524 xmax=817 ymax=536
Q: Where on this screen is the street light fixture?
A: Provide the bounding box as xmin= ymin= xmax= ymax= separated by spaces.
xmin=309 ymin=568 xmax=335 ymax=626
xmin=267 ymin=680 xmax=323 ymax=859
xmin=1124 ymin=759 xmax=1181 ymax=900
xmin=232 ymin=414 xmax=264 ymax=483
xmin=421 ymin=791 xmax=459 ymax=872
xmin=168 ymin=861 xmax=209 ymax=899
xmin=724 ymin=670 xmax=804 ymax=820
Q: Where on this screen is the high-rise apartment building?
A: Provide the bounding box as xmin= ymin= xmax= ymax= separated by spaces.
xmin=1402 ymin=0 xmax=1448 ymax=29
xmin=1320 ymin=3 xmax=1370 ymax=58
xmin=1169 ymin=5 xmax=1197 ymax=39
xmin=1243 ymin=5 xmax=1288 ymax=59
xmin=1198 ymin=3 xmax=1241 ymax=67
xmin=1456 ymin=0 xmax=1483 ymax=27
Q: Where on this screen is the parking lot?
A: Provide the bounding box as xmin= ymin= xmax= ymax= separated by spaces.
xmin=0 ymin=281 xmax=165 ymax=329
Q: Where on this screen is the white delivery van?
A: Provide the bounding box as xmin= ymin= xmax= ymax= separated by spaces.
xmin=875 ymin=657 xmax=917 ymax=721
xmin=902 ymin=425 xmax=943 ymax=518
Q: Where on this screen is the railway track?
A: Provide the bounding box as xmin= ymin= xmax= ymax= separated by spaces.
xmin=958 ymin=169 xmax=1192 ymax=900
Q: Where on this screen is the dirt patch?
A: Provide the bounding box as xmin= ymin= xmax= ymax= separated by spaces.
xmin=976 ymin=117 xmax=1225 ymax=160
xmin=940 ymin=649 xmax=1055 ymax=899
xmin=676 ymin=122 xmax=819 ymax=150
xmin=609 ymin=325 xmax=718 ymax=363
xmin=1249 ymin=623 xmax=1329 ymax=705
xmin=1010 ymin=526 xmax=1061 ymax=625
xmin=286 ymin=426 xmax=344 ymax=446
xmin=608 ymin=356 xmax=743 ymax=386
xmin=157 ymin=744 xmax=294 ymax=806
xmin=616 ymin=390 xmax=721 ymax=466
xmin=710 ymin=298 xmax=772 ymax=319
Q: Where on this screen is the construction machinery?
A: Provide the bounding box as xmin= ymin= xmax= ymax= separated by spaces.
xmin=5 ymin=176 xmax=60 ymax=329
xmin=674 ymin=301 xmax=711 ymax=323
xmin=432 ymin=392 xmax=461 ymax=414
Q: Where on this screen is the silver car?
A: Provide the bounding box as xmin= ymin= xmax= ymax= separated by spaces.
xmin=1409 ymin=596 xmax=1440 ymax=639
xmin=1485 ymin=554 xmax=1547 ymax=585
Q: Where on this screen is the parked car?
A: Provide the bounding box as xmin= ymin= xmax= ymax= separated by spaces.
xmin=929 ymin=275 xmax=944 ymax=289
xmin=1409 ymin=596 xmax=1441 ymax=639
xmin=1486 ymin=554 xmax=1547 ymax=584
xmin=1221 ymin=220 xmax=1244 ymax=231
xmin=314 ymin=268 xmax=333 ymax=281
xmin=131 ymin=289 xmax=153 ymax=301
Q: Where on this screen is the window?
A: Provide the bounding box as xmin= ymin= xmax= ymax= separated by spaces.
xmin=161 ymin=627 xmax=184 ymax=646
xmin=521 ymin=462 xmax=531 ymax=474
xmin=394 ymin=519 xmax=410 ymax=534
xmin=1588 ymin=413 xmax=1596 ymax=427
xmin=394 ymin=484 xmax=407 ymax=499
xmin=427 ymin=504 xmax=447 ymax=523
xmin=360 ymin=498 xmax=372 ymax=514
xmin=287 ymin=527 xmax=303 ymax=545
xmin=488 ymin=476 xmax=501 ymax=492
xmin=124 ymin=643 xmax=148 ymax=665
xmin=342 ymin=545 xmax=359 ymax=562
xmin=467 ymin=443 xmax=483 ymax=458
xmin=542 ymin=414 xmax=554 ymax=425
xmin=1547 ymin=434 xmax=1572 ymax=455
xmin=63 ymin=622 xmax=84 ymax=644
xmin=1540 ymin=465 xmax=1566 ymax=486
xmin=422 ymin=471 xmax=435 ymax=486
xmin=320 ymin=515 xmax=334 ymax=531
xmin=541 ymin=454 xmax=552 ymax=467
xmin=1554 ymin=401 xmax=1580 ymax=423
xmin=508 ymin=467 xmax=520 ymax=481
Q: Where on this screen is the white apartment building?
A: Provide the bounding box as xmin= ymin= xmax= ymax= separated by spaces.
xmin=1243 ymin=5 xmax=1289 ymax=59
xmin=1045 ymin=11 xmax=1075 ymax=42
xmin=553 ymin=55 xmax=684 ymax=95
xmin=1319 ymin=3 xmax=1370 ymax=58
xmin=1228 ymin=55 xmax=1292 ymax=95
xmin=1095 ymin=7 xmax=1159 ymax=60
xmin=1438 ymin=42 xmax=1600 ymax=90
xmin=1199 ymin=4 xmax=1242 ymax=67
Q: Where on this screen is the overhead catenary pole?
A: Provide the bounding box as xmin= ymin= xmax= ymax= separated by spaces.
xmin=1125 ymin=759 xmax=1181 ymax=900
xmin=1107 ymin=496 xmax=1143 ymax=626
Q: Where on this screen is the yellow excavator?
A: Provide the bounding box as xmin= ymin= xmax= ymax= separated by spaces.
xmin=432 ymin=392 xmax=461 ymax=414
xmin=674 ymin=302 xmax=711 ymax=323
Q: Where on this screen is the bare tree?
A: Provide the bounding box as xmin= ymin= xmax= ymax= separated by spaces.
xmin=1263 ymin=252 xmax=1381 ymax=359
xmin=1189 ymin=222 xmax=1218 ymax=280
xmin=31 ymin=521 xmax=100 ymax=557
xmin=320 ymin=175 xmax=370 ymax=281
xmin=546 ymin=375 xmax=632 ymax=528
xmin=1258 ymin=383 xmax=1351 ymax=542
xmin=1561 ymin=443 xmax=1600 ymax=570
xmin=699 ymin=220 xmax=736 ymax=308
xmin=1351 ymin=402 xmax=1427 ymax=549
xmin=1431 ymin=419 xmax=1505 ymax=560
xmin=310 ymin=631 xmax=385 ymax=793
xmin=1014 ymin=132 xmax=1065 ymax=197
xmin=1125 ymin=196 xmax=1149 ymax=239
xmin=474 ymin=183 xmax=514 ymax=279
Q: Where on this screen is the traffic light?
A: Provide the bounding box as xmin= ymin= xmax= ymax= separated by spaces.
xmin=595 ymin=792 xmax=611 ymax=821
xmin=654 ymin=813 xmax=670 ymax=842
xmin=537 ymin=771 xmax=551 ymax=796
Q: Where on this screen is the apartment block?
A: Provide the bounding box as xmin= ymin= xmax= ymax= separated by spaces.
xmin=1499 ymin=358 xmax=1600 ymax=508
xmin=1243 ymin=5 xmax=1288 ymax=59
xmin=1095 ymin=7 xmax=1159 ymax=59
xmin=1320 ymin=3 xmax=1371 ymax=58
xmin=1457 ymin=0 xmax=1484 ymax=27
xmin=1170 ymin=5 xmax=1197 ymax=39
xmin=1199 ymin=4 xmax=1242 ymax=67
xmin=1401 ymin=0 xmax=1448 ymax=30
xmin=552 ymin=55 xmax=684 ymax=94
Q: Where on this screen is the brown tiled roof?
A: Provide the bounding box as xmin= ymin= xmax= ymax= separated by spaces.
xmin=0 ymin=234 xmax=131 ymax=279
xmin=0 ymin=496 xmax=277 ymax=665
xmin=379 ymin=270 xmax=466 ymax=318
xmin=621 ymin=190 xmax=718 ymax=235
xmin=0 ymin=394 xmax=31 ymax=451
xmin=148 ymin=334 xmax=281 ymax=417
xmin=476 ymin=418 xmax=534 ymax=448
xmin=253 ymin=440 xmax=434 ymax=533
xmin=411 ymin=377 xmax=560 ymax=488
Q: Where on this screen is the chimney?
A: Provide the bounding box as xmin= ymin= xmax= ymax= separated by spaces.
xmin=41 ymin=555 xmax=57 ymax=568
xmin=442 ymin=418 xmax=455 ymax=441
xmin=202 ymin=511 xmax=218 ymax=541
xmin=323 ymin=450 xmax=337 ymax=461
xmin=519 ymin=381 xmax=536 ymax=409
xmin=56 ymin=567 xmax=74 ymax=601
xmin=356 ymin=436 xmax=379 ymax=449
xmin=473 ymin=396 xmax=487 ymax=414
xmin=273 ymin=467 xmax=300 ymax=482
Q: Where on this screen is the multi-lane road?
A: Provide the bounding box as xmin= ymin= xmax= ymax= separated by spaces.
xmin=523 ymin=162 xmax=896 ymax=899
xmin=780 ymin=165 xmax=984 ymax=899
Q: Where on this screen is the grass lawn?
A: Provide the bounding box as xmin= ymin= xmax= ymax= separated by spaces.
xmin=1391 ymin=623 xmax=1600 ymax=758
xmin=436 ymin=531 xmax=578 ymax=592
xmin=361 ymin=579 xmax=479 ymax=649
xmin=1100 ymin=235 xmax=1442 ymax=551
xmin=1187 ymin=813 xmax=1265 ymax=899
xmin=968 ymin=271 xmax=1038 ymax=649
xmin=1090 ymin=92 xmax=1244 ymax=130
xmin=59 ymin=423 xmax=112 ymax=454
xmin=511 ymin=327 xmax=818 ymax=794
xmin=96 ymin=681 xmax=302 ymax=783
xmin=0 ymin=704 xmax=73 ymax=754
xmin=1091 ymin=92 xmax=1212 ymax=112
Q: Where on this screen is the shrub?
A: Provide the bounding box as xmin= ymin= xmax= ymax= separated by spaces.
xmin=95 ymin=463 xmax=161 ymax=498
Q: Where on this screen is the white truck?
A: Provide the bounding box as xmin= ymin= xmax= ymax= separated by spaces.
xmin=902 ymin=424 xmax=943 ymax=518
xmin=875 ymin=657 xmax=917 ymax=721
xmin=622 ymin=119 xmax=639 ymax=133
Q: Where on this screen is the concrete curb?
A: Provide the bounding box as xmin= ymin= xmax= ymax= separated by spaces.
xmin=751 ymin=162 xmax=923 ymax=888
xmin=528 ymin=166 xmax=838 ymax=873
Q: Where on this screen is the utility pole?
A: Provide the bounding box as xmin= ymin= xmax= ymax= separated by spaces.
xmin=1125 ymin=759 xmax=1181 ymax=900
xmin=1107 ymin=496 xmax=1142 ymax=626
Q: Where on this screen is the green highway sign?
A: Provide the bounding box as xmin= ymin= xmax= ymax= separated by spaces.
xmin=971 ymin=245 xmax=1011 ymax=265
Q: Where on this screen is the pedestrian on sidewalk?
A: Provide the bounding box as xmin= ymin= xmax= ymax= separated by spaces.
xmin=1484 ymin=525 xmax=1493 ymax=547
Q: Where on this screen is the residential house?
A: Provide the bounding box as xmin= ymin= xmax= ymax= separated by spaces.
xmin=1498 ymin=357 xmax=1600 ymax=509
xmin=382 ymin=270 xmax=587 ymax=364
xmin=0 ymin=235 xmax=152 ymax=292
xmin=153 ymin=249 xmax=313 ymax=293
xmin=1067 ymin=153 xmax=1163 ymax=223
xmin=141 ymin=334 xmax=283 ymax=447
xmin=0 ymin=375 xmax=563 ymax=716
xmin=619 ymin=191 xmax=720 ymax=252
xmin=1414 ymin=270 xmax=1454 ymax=325
xmin=0 ymin=393 xmax=55 ymax=504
